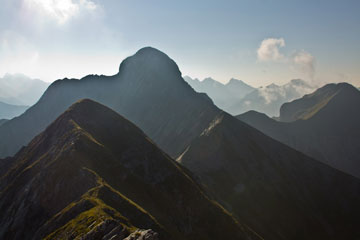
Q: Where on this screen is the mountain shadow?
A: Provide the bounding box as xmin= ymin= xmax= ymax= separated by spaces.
xmin=0 ymin=99 xmax=260 ymax=240
xmin=179 ymin=110 xmax=360 ymax=240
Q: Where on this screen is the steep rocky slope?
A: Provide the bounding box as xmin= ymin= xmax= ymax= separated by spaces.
xmin=0 ymin=99 xmax=260 ymax=240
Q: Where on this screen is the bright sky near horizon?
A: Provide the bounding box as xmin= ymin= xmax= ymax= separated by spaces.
xmin=0 ymin=0 xmax=359 ymax=87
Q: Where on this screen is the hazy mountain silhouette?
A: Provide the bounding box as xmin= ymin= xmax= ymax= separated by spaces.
xmin=228 ymin=79 xmax=316 ymax=117
xmin=0 ymin=119 xmax=8 ymax=126
xmin=179 ymin=110 xmax=360 ymax=240
xmin=0 ymin=99 xmax=260 ymax=240
xmin=0 ymin=73 xmax=49 ymax=106
xmin=184 ymin=76 xmax=255 ymax=112
xmin=0 ymin=101 xmax=28 ymax=119
xmin=0 ymin=47 xmax=219 ymax=158
xmin=237 ymin=82 xmax=360 ymax=178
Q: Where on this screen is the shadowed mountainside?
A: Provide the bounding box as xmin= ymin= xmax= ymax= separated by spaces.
xmin=0 ymin=119 xmax=9 ymax=126
xmin=179 ymin=111 xmax=360 ymax=240
xmin=0 ymin=99 xmax=260 ymax=240
xmin=237 ymin=83 xmax=360 ymax=178
xmin=0 ymin=47 xmax=219 ymax=158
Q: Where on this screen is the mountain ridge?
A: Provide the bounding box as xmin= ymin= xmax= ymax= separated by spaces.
xmin=228 ymin=79 xmax=316 ymax=117
xmin=179 ymin=110 xmax=360 ymax=239
xmin=184 ymin=76 xmax=255 ymax=112
xmin=0 ymin=47 xmax=219 ymax=158
xmin=0 ymin=99 xmax=260 ymax=240
xmin=237 ymin=82 xmax=360 ymax=178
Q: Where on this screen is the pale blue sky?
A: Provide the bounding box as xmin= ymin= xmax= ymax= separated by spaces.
xmin=0 ymin=0 xmax=359 ymax=87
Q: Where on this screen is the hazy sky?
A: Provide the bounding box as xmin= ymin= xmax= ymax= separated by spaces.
xmin=0 ymin=0 xmax=359 ymax=87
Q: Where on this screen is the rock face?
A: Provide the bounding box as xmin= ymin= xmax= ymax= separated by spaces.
xmin=124 ymin=229 xmax=159 ymax=240
xmin=0 ymin=101 xmax=28 ymax=119
xmin=80 ymin=219 xmax=129 ymax=240
xmin=179 ymin=111 xmax=360 ymax=240
xmin=237 ymin=82 xmax=360 ymax=178
xmin=184 ymin=76 xmax=255 ymax=112
xmin=0 ymin=99 xmax=260 ymax=240
xmin=0 ymin=47 xmax=219 ymax=158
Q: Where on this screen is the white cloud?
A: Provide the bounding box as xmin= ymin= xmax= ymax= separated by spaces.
xmin=23 ymin=0 xmax=98 ymax=24
xmin=257 ymin=38 xmax=285 ymax=62
xmin=293 ymin=50 xmax=315 ymax=80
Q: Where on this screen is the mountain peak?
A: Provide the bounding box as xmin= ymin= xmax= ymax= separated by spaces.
xmin=55 ymin=98 xmax=145 ymax=145
xmin=0 ymin=99 xmax=259 ymax=240
xmin=66 ymin=98 xmax=107 ymax=114
xmin=227 ymin=78 xmax=244 ymax=85
xmin=279 ymin=82 xmax=360 ymax=122
xmin=135 ymin=46 xmax=167 ymax=55
xmin=203 ymin=77 xmax=217 ymax=83
xmin=119 ymin=47 xmax=180 ymax=76
xmin=266 ymin=83 xmax=279 ymax=88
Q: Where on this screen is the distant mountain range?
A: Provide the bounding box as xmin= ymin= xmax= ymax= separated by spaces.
xmin=0 ymin=101 xmax=29 ymax=119
xmin=0 ymin=73 xmax=49 ymax=106
xmin=184 ymin=76 xmax=255 ymax=111
xmin=238 ymin=82 xmax=360 ymax=178
xmin=0 ymin=47 xmax=359 ymax=239
xmin=184 ymin=76 xmax=317 ymax=117
xmin=228 ymin=79 xmax=317 ymax=117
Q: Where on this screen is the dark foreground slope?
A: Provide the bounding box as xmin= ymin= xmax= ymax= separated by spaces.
xmin=238 ymin=83 xmax=360 ymax=178
xmin=178 ymin=111 xmax=360 ymax=240
xmin=0 ymin=99 xmax=260 ymax=240
xmin=0 ymin=47 xmax=219 ymax=158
